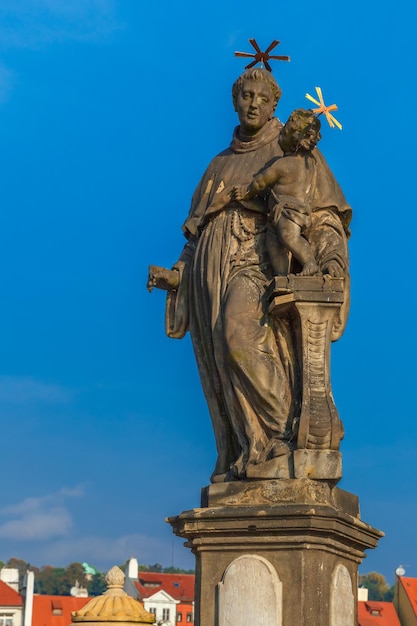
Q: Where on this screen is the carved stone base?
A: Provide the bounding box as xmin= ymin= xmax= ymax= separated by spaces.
xmin=168 ymin=480 xmax=383 ymax=626
xmin=267 ymin=275 xmax=345 ymax=452
xmin=293 ymin=449 xmax=342 ymax=480
xmin=241 ymin=449 xmax=341 ymax=481
xmin=245 ymin=453 xmax=291 ymax=480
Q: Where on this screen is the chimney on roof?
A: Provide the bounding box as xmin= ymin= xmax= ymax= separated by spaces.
xmin=126 ymin=558 xmax=138 ymax=580
xmin=358 ymin=587 xmax=369 ymax=602
xmin=0 ymin=568 xmax=19 ymax=592
xmin=124 ymin=558 xmax=139 ymax=599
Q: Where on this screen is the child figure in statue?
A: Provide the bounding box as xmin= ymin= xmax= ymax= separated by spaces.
xmin=233 ymin=108 xmax=322 ymax=276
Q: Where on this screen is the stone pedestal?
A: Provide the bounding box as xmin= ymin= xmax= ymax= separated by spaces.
xmin=267 ymin=275 xmax=345 ymax=454
xmin=168 ymin=480 xmax=383 ymax=626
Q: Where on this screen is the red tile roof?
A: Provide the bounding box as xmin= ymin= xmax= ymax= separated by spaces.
xmin=401 ymin=576 xmax=417 ymax=616
xmin=358 ymin=600 xmax=400 ymax=626
xmin=0 ymin=581 xmax=23 ymax=607
xmin=32 ymin=595 xmax=90 ymax=626
xmin=134 ymin=572 xmax=194 ymax=602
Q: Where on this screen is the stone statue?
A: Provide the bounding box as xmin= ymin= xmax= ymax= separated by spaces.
xmin=232 ymin=108 xmax=324 ymax=277
xmin=148 ymin=67 xmax=351 ymax=483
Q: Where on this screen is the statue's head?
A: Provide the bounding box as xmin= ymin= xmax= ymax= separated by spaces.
xmin=232 ymin=68 xmax=282 ymax=134
xmin=279 ymin=108 xmax=321 ymax=153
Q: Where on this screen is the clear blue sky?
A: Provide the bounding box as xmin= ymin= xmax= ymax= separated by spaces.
xmin=0 ymin=0 xmax=415 ymax=584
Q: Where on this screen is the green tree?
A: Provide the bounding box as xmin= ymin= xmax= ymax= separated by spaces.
xmin=137 ymin=564 xmax=149 ymax=572
xmin=162 ymin=567 xmax=195 ymax=574
xmin=61 ymin=563 xmax=88 ymax=593
xmin=6 ymin=557 xmax=29 ymax=574
xmin=147 ymin=564 xmax=163 ymax=572
xmin=6 ymin=558 xmax=39 ymax=588
xmin=35 ymin=566 xmax=66 ymax=595
xmin=88 ymin=572 xmax=107 ymax=596
xmin=358 ymin=572 xmax=394 ymax=601
xmin=35 ymin=563 xmax=88 ymax=595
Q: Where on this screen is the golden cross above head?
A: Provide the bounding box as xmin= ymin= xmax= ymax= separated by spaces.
xmin=305 ymin=87 xmax=342 ymax=130
xmin=235 ymin=39 xmax=290 ymax=73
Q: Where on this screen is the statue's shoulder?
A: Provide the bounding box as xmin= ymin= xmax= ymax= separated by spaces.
xmin=214 ymin=146 xmax=234 ymax=159
xmin=197 ymin=148 xmax=232 ymax=182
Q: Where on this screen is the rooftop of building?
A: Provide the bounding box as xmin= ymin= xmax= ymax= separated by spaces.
xmin=0 ymin=580 xmax=23 ymax=607
xmin=400 ymin=576 xmax=417 ymax=616
xmin=32 ymin=594 xmax=90 ymax=626
xmin=135 ymin=572 xmax=194 ymax=603
xmin=358 ymin=600 xmax=401 ymax=626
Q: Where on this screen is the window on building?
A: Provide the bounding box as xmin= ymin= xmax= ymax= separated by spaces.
xmin=365 ymin=602 xmax=383 ymax=616
xmin=0 ymin=615 xmax=13 ymax=626
xmin=51 ymin=601 xmax=63 ymax=616
xmin=177 ymin=613 xmax=182 ymax=622
xmin=149 ymin=608 xmax=156 ymax=615
xmin=186 ymin=613 xmax=193 ymax=622
xmin=162 ymin=608 xmax=170 ymax=621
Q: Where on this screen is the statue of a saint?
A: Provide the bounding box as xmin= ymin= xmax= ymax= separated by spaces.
xmin=148 ymin=68 xmax=351 ymax=482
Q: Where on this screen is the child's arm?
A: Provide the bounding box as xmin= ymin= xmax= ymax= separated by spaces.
xmin=233 ymin=161 xmax=283 ymax=201
xmin=250 ymin=161 xmax=283 ymax=195
xmin=232 ymin=161 xmax=284 ymax=201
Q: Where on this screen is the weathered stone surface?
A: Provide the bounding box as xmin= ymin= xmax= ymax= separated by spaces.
xmin=330 ymin=564 xmax=355 ymax=625
xmin=268 ymin=279 xmax=345 ymax=454
xmin=293 ymin=449 xmax=342 ymax=480
xmin=201 ymin=478 xmax=358 ymax=514
xmin=169 ymin=485 xmax=382 ymax=626
xmin=245 ymin=454 xmax=291 ymax=480
xmin=150 ymin=60 xmax=379 ymax=626
xmin=71 ymin=566 xmax=154 ymax=625
xmin=218 ymin=555 xmax=282 ymax=626
xmin=149 ymin=67 xmax=352 ymax=483
xmin=267 ymin=275 xmax=345 ymax=308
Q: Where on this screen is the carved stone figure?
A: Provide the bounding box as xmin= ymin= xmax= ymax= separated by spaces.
xmin=148 ymin=67 xmax=351 ymax=483
xmin=232 ymin=108 xmax=324 ymax=277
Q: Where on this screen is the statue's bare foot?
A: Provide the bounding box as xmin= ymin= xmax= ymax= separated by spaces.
xmin=298 ymin=261 xmax=320 ymax=276
xmin=322 ymin=260 xmax=344 ymax=277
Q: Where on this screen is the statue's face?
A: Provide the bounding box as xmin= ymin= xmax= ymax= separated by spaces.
xmin=235 ymin=79 xmax=275 ymax=134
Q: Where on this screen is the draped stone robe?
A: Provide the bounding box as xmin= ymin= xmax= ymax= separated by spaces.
xmin=165 ymin=118 xmax=351 ymax=480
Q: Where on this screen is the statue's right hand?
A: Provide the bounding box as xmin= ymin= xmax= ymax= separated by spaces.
xmin=232 ymin=185 xmax=251 ymax=201
xmin=147 ymin=265 xmax=180 ymax=292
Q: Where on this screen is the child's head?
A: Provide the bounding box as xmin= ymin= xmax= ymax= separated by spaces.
xmin=279 ymin=108 xmax=321 ymax=153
